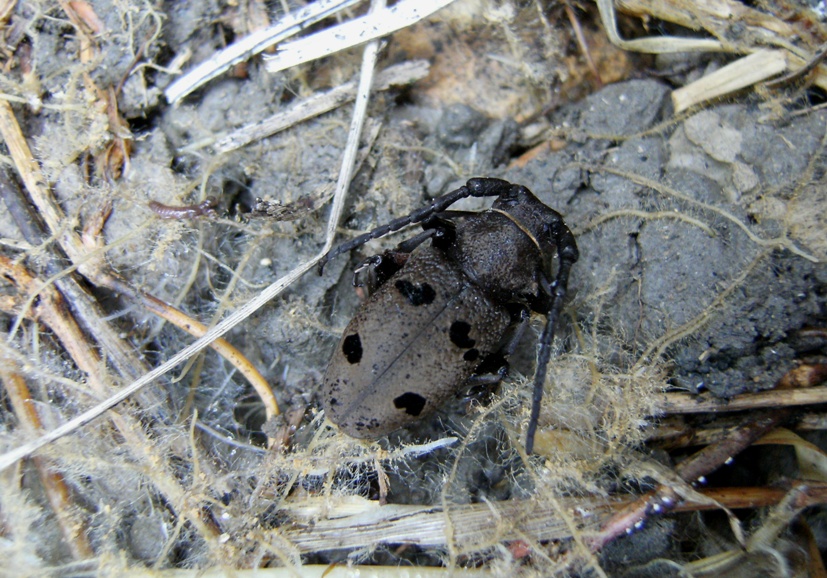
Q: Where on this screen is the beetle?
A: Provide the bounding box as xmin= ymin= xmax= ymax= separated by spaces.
xmin=319 ymin=178 xmax=578 ymax=453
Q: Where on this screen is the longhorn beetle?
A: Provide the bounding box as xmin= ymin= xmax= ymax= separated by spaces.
xmin=319 ymin=178 xmax=578 ymax=453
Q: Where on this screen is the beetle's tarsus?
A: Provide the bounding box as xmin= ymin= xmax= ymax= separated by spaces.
xmin=317 ymin=256 xmax=329 ymax=275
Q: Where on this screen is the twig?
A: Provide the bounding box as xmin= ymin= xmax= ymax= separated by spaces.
xmin=277 ymin=483 xmax=827 ymax=554
xmin=0 ymin=167 xmax=149 ymax=382
xmin=765 ymin=41 xmax=827 ymax=87
xmin=588 ymin=409 xmax=790 ymax=551
xmin=0 ymin=101 xmax=80 ymax=262
xmin=658 ymin=384 xmax=827 ymax=414
xmin=650 ymin=410 xmax=827 ymax=450
xmin=0 ymin=261 xmax=219 ymax=542
xmin=1 ymin=370 xmax=94 ymax=560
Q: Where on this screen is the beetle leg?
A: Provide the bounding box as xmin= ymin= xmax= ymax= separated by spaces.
xmin=352 ymin=254 xmax=398 ymax=299
xmin=466 ymin=368 xmax=507 ymax=388
xmin=463 ymin=367 xmax=508 ymax=402
xmin=318 ymin=178 xmax=515 ymax=273
xmin=525 ymin=232 xmax=578 ymax=454
xmin=353 ymin=228 xmax=439 ymax=297
xmin=420 ymin=214 xmax=458 ymax=251
xmin=462 ymin=306 xmax=530 ymax=402
xmin=499 ymin=305 xmax=531 ymax=358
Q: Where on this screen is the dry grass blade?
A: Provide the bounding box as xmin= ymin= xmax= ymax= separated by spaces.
xmin=755 ymin=428 xmax=827 ymax=482
xmin=597 ymin=0 xmax=725 ymax=54
xmin=165 ymin=0 xmax=363 ymax=103
xmin=213 ymin=60 xmax=429 ymax=154
xmin=263 ymin=0 xmax=458 ymax=74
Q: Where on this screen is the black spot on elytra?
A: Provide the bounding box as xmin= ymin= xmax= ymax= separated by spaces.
xmin=342 ymin=333 xmax=363 ymax=364
xmin=394 ymin=392 xmax=427 ymax=416
xmin=395 ymin=279 xmax=436 ymax=306
xmin=449 ymin=321 xmax=475 ymax=349
xmin=463 ymin=348 xmax=480 ymax=362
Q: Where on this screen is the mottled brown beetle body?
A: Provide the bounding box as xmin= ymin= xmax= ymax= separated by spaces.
xmin=320 ymin=178 xmax=578 ymax=453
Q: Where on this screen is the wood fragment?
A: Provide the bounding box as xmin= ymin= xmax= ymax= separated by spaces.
xmin=658 ymin=384 xmax=827 ymax=414
xmin=672 ymin=50 xmax=788 ymax=112
xmin=277 ymin=483 xmax=827 ymax=554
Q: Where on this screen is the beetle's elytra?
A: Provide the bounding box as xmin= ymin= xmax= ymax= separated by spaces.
xmin=320 ymin=178 xmax=578 ymax=453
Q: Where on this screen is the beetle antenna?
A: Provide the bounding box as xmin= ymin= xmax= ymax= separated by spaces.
xmin=318 ymin=179 xmax=514 ymax=274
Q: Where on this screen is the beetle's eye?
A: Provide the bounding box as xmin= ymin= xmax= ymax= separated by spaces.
xmin=499 ymin=193 xmax=518 ymax=206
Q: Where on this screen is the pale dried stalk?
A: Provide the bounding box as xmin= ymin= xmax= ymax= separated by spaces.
xmin=658 ymin=385 xmax=827 ymax=414
xmin=597 ymin=0 xmax=726 ymax=54
xmin=281 ymin=496 xmax=604 ymax=552
xmin=165 ymin=0 xmax=363 ymax=103
xmin=602 ymin=0 xmax=827 ymax=108
xmin=263 ymin=0 xmax=458 ymax=73
xmin=277 ymin=483 xmax=827 ymax=554
xmin=617 ymin=0 xmax=797 ymax=39
xmin=1 ymin=370 xmax=93 ymax=560
xmin=672 ymin=50 xmax=788 ymax=112
xmin=0 ymin=101 xmax=82 ymax=262
xmin=213 ymin=60 xmax=429 ymax=154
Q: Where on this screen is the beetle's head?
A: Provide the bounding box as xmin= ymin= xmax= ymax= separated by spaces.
xmin=492 ymin=185 xmax=569 ymax=258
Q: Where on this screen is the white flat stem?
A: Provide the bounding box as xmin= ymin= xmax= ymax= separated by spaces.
xmin=264 ymin=0 xmax=458 ymax=74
